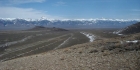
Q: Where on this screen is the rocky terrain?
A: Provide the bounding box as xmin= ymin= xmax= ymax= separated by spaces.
xmin=0 ymin=22 xmax=140 ymax=70
xmin=0 ymin=32 xmax=139 ymax=70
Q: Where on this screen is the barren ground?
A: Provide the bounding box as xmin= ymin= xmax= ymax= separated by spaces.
xmin=0 ymin=29 xmax=140 ymax=70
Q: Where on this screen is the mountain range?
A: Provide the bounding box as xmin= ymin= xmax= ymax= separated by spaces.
xmin=0 ymin=18 xmax=139 ymax=30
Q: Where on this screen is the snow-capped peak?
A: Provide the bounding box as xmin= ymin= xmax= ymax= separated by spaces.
xmin=0 ymin=17 xmax=140 ymax=22
xmin=1 ymin=18 xmax=16 ymax=21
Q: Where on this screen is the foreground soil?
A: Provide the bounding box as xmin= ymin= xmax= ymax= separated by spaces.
xmin=0 ymin=33 xmax=140 ymax=70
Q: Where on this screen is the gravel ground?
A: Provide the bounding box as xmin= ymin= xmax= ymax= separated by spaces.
xmin=0 ymin=33 xmax=140 ymax=70
xmin=0 ymin=42 xmax=139 ymax=70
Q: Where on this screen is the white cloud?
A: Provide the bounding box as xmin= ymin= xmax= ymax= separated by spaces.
xmin=54 ymin=1 xmax=66 ymax=6
xmin=10 ymin=0 xmax=46 ymax=4
xmin=0 ymin=7 xmax=62 ymax=19
xmin=0 ymin=0 xmax=46 ymax=6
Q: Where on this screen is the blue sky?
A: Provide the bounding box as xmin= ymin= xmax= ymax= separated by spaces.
xmin=0 ymin=0 xmax=140 ymax=19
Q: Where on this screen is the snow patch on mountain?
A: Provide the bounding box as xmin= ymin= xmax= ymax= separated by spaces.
xmin=0 ymin=18 xmax=140 ymax=30
xmin=1 ymin=18 xmax=140 ymax=22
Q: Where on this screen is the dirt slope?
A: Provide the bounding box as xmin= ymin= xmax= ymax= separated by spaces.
xmin=0 ymin=33 xmax=140 ymax=70
xmin=120 ymin=22 xmax=140 ymax=34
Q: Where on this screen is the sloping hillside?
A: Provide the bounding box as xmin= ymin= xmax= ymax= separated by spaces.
xmin=0 ymin=33 xmax=139 ymax=70
xmin=120 ymin=22 xmax=140 ymax=34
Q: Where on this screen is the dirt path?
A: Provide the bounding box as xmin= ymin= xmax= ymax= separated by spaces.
xmin=0 ymin=33 xmax=71 ymax=62
xmin=0 ymin=35 xmax=33 ymax=47
xmin=54 ymin=33 xmax=73 ymax=49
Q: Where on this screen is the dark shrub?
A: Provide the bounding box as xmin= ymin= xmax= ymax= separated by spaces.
xmin=89 ymin=49 xmax=98 ymax=53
